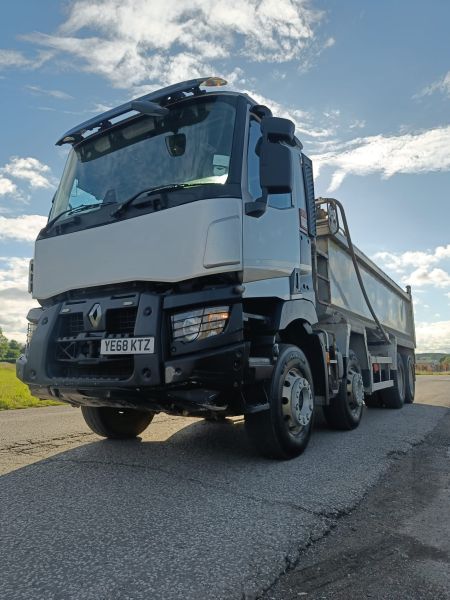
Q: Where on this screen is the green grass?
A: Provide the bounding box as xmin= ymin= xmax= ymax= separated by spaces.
xmin=0 ymin=362 xmax=62 ymax=410
xmin=416 ymin=370 xmax=450 ymax=376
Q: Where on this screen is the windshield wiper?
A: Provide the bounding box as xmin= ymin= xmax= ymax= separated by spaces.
xmin=110 ymin=183 xmax=203 ymax=218
xmin=42 ymin=202 xmax=116 ymax=234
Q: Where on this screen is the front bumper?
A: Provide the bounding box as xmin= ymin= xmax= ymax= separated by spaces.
xmin=18 ymin=285 xmax=246 ymax=410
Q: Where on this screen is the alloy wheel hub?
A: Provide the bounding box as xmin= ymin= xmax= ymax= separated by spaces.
xmin=282 ymin=368 xmax=313 ymax=434
xmin=348 ymin=372 xmax=364 ymax=408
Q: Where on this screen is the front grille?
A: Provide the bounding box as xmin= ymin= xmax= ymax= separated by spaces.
xmin=51 ymin=306 xmax=139 ymax=381
xmin=53 ymin=359 xmax=133 ymax=381
xmin=106 ymin=307 xmax=137 ymax=334
xmin=59 ymin=313 xmax=84 ymax=337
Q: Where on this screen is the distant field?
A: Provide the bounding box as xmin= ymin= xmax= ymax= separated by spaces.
xmin=416 ymin=370 xmax=450 ymax=376
xmin=0 ymin=363 xmax=62 ymax=410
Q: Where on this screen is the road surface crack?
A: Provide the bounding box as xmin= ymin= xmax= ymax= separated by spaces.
xmin=0 ymin=432 xmax=95 ymax=456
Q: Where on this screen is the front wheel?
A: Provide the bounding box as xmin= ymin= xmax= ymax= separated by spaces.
xmin=245 ymin=344 xmax=315 ymax=460
xmin=81 ymin=406 xmax=154 ymax=439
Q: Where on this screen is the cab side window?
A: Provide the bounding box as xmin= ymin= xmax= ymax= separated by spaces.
xmin=247 ymin=117 xmax=292 ymax=209
xmin=247 ymin=117 xmax=263 ymax=200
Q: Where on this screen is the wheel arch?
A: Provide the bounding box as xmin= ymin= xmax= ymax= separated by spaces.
xmin=279 ymin=319 xmax=328 ymax=401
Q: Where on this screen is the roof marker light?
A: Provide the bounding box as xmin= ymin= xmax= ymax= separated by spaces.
xmin=201 ymin=77 xmax=227 ymax=87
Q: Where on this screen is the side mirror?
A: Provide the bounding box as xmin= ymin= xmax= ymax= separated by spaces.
xmin=262 ymin=116 xmax=295 ymax=144
xmin=246 ymin=117 xmax=295 ymax=218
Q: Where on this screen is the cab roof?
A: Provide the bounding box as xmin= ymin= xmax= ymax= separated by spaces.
xmin=56 ymin=77 xmax=257 ymax=146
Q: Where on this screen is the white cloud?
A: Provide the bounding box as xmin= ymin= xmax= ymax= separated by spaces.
xmin=349 ymin=119 xmax=365 ymax=130
xmin=0 ymin=257 xmax=36 ymax=342
xmin=0 ymin=49 xmax=52 ymax=70
xmin=20 ymin=0 xmax=326 ymax=90
xmin=406 ymin=267 xmax=450 ymax=289
xmin=374 ymin=245 xmax=450 ymax=273
xmin=0 ymin=215 xmax=47 ymax=242
xmin=313 ymin=125 xmax=450 ymax=191
xmin=244 ymin=90 xmax=335 ymax=139
xmin=0 ymin=177 xmax=17 ymax=196
xmin=0 ymin=49 xmax=32 ymax=68
xmin=26 ymin=85 xmax=73 ymax=100
xmin=374 ymin=245 xmax=450 ymax=289
xmin=416 ymin=71 xmax=450 ymax=99
xmin=415 ymin=321 xmax=450 ymax=353
xmin=1 ymin=157 xmax=54 ymax=190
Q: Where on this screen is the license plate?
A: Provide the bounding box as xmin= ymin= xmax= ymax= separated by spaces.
xmin=100 ymin=337 xmax=155 ymax=355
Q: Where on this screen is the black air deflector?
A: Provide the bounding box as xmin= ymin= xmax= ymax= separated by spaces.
xmin=302 ymin=153 xmax=316 ymax=237
xmin=56 ymin=77 xmax=217 ymax=145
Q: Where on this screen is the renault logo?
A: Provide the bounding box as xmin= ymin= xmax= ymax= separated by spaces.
xmin=88 ymin=303 xmax=102 ymax=328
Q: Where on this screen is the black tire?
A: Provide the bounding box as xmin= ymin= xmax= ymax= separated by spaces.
xmin=81 ymin=406 xmax=154 ymax=439
xmin=403 ymin=354 xmax=415 ymax=404
xmin=203 ymin=413 xmax=227 ymax=423
xmin=245 ymin=344 xmax=314 ymax=460
xmin=379 ymin=352 xmax=405 ymax=409
xmin=365 ymin=391 xmax=381 ymax=408
xmin=323 ymin=350 xmax=364 ymax=430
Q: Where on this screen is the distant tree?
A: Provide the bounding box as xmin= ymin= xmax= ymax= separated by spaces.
xmin=0 ymin=328 xmax=9 ymax=360
xmin=0 ymin=328 xmax=24 ymax=362
xmin=5 ymin=339 xmax=22 ymax=362
xmin=439 ymin=355 xmax=450 ymax=371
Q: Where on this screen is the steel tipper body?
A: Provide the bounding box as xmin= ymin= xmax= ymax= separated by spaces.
xmin=17 ymin=77 xmax=415 ymax=458
xmin=314 ymin=199 xmax=416 ymax=420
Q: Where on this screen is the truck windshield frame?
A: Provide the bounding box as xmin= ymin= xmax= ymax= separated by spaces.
xmin=47 ymin=94 xmax=243 ymax=233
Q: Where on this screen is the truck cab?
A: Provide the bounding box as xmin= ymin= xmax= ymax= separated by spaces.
xmin=17 ymin=77 xmax=416 ymax=459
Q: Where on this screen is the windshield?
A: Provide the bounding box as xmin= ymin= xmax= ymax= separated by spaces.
xmin=50 ymin=96 xmax=237 ymax=220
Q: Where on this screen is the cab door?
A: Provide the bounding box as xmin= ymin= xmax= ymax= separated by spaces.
xmin=242 ymin=116 xmax=300 ymax=296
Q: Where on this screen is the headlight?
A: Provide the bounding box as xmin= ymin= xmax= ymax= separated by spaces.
xmin=26 ymin=307 xmax=43 ymax=349
xmin=28 ymin=259 xmax=34 ymax=294
xmin=26 ymin=322 xmax=38 ymax=348
xmin=171 ymin=306 xmax=230 ymax=343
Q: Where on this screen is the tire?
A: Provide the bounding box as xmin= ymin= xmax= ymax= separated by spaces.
xmin=379 ymin=352 xmax=405 ymax=409
xmin=365 ymin=391 xmax=381 ymax=408
xmin=324 ymin=350 xmax=364 ymax=430
xmin=403 ymin=354 xmax=415 ymax=404
xmin=203 ymin=413 xmax=227 ymax=423
xmin=245 ymin=344 xmax=315 ymax=460
xmin=81 ymin=406 xmax=154 ymax=439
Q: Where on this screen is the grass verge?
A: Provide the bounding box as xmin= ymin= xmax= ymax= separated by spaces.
xmin=0 ymin=362 xmax=62 ymax=410
xmin=416 ymin=371 xmax=450 ymax=376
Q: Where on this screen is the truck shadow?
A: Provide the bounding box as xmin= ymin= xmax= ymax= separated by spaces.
xmin=75 ymin=409 xmax=330 ymax=464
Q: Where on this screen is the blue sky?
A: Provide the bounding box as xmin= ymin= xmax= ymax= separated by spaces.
xmin=0 ymin=0 xmax=449 ymax=351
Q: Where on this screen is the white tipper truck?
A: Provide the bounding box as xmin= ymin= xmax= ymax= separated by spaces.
xmin=17 ymin=77 xmax=416 ymax=459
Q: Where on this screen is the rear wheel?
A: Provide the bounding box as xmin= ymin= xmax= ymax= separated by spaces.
xmin=324 ymin=350 xmax=364 ymax=430
xmin=403 ymin=354 xmax=415 ymax=404
xmin=364 ymin=391 xmax=381 ymax=408
xmin=81 ymin=406 xmax=154 ymax=439
xmin=245 ymin=344 xmax=314 ymax=460
xmin=379 ymin=352 xmax=405 ymax=409
xmin=203 ymin=413 xmax=227 ymax=423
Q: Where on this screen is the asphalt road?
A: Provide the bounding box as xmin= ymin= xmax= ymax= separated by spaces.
xmin=0 ymin=376 xmax=448 ymax=600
